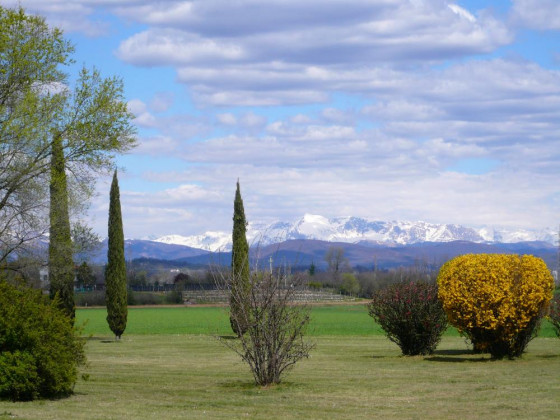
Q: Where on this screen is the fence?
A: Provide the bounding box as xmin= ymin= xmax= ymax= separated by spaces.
xmin=182 ymin=288 xmax=355 ymax=304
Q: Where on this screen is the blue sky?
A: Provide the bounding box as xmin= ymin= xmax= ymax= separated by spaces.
xmin=7 ymin=0 xmax=560 ymax=239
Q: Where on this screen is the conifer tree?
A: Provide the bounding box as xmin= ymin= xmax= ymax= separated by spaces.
xmin=49 ymin=135 xmax=75 ymax=321
xmin=106 ymin=170 xmax=127 ymax=339
xmin=230 ymin=180 xmax=250 ymax=336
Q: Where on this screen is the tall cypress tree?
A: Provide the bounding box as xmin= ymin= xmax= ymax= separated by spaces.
xmin=49 ymin=135 xmax=75 ymax=321
xmin=230 ymin=180 xmax=250 ymax=336
xmin=106 ymin=170 xmax=127 ymax=339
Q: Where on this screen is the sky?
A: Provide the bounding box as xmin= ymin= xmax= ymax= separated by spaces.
xmin=6 ymin=0 xmax=560 ymax=239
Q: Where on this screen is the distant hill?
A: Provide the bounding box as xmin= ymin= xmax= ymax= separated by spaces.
xmin=89 ymin=239 xmax=210 ymax=264
xmin=87 ymin=238 xmax=558 ymax=271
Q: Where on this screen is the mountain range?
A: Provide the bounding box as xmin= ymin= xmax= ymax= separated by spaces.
xmin=152 ymin=214 xmax=557 ymax=252
xmin=84 ymin=215 xmax=559 ymax=270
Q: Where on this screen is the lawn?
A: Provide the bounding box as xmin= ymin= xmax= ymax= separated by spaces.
xmin=1 ymin=305 xmax=560 ymax=419
xmin=74 ymin=303 xmax=557 ymax=337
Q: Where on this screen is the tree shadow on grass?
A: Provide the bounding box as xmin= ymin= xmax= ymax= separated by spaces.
xmin=85 ymin=336 xmax=118 ymax=343
xmin=364 ymin=354 xmax=395 ymax=359
xmin=219 ymin=380 xmax=300 ymax=394
xmin=219 ymin=380 xmax=255 ymax=390
xmin=424 ymin=354 xmax=491 ymax=363
xmin=433 ymin=349 xmax=475 ymax=356
xmin=85 ymin=337 xmax=120 ymax=343
xmin=218 ymin=335 xmax=237 ymax=340
xmin=533 ymin=354 xmax=560 ymax=360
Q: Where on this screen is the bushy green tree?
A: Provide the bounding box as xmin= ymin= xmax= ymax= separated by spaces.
xmin=0 ymin=6 xmax=135 ymax=264
xmin=0 ymin=6 xmax=71 ymax=263
xmin=76 ymin=261 xmax=96 ymax=289
xmin=105 ymin=170 xmax=127 ymax=339
xmin=340 ymin=273 xmax=360 ymax=296
xmin=0 ymin=279 xmax=86 ymax=401
xmin=49 ymin=135 xmax=75 ymax=320
xmin=230 ymin=180 xmax=250 ymax=336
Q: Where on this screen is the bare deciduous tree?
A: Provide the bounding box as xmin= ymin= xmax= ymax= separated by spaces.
xmin=324 ymin=246 xmax=349 ymax=283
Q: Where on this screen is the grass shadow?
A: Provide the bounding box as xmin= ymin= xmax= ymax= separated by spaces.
xmin=219 ymin=335 xmax=237 ymax=340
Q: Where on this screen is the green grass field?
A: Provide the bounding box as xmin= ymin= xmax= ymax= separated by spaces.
xmin=2 ymin=305 xmax=560 ymax=419
xmin=75 ymin=303 xmax=557 ymax=338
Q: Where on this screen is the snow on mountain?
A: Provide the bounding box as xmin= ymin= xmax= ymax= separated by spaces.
xmin=155 ymin=231 xmax=231 ymax=252
xmin=477 ymin=226 xmax=556 ymax=244
xmin=153 ymin=214 xmax=557 ymax=252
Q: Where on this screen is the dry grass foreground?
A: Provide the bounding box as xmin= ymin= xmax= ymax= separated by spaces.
xmin=1 ymin=334 xmax=560 ymax=419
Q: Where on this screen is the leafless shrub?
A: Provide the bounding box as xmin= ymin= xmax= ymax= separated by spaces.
xmin=215 ymin=266 xmax=314 ymax=386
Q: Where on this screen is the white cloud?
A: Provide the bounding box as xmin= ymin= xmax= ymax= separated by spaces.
xmin=127 ymin=99 xmax=157 ymax=127
xmin=117 ymin=29 xmax=245 ymax=66
xmin=149 ymin=92 xmax=174 ymax=113
xmin=217 ymin=113 xmax=237 ymax=126
xmin=111 ymin=0 xmax=512 ymax=106
xmin=5 ymin=0 xmax=109 ymax=36
xmin=134 ymin=135 xmax=180 ymax=156
xmin=14 ymin=0 xmax=560 ymax=236
xmin=510 ymin=0 xmax=560 ymax=30
xmin=239 ymin=112 xmax=267 ymax=129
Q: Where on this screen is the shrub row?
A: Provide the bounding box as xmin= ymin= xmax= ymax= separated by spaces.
xmin=369 ymin=254 xmax=555 ymax=359
xmin=74 ymin=290 xmax=183 ymax=306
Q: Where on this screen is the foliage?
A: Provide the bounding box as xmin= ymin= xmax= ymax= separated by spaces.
xmin=0 ymin=5 xmax=135 ymax=264
xmin=105 ymin=170 xmax=127 ymax=339
xmin=307 ymin=280 xmax=322 ymax=289
xmin=230 ymin=180 xmax=250 ymax=336
xmin=367 ymin=280 xmax=448 ymax=355
xmin=437 ymin=254 xmax=554 ymax=359
xmin=76 ymin=261 xmax=96 ymax=289
xmin=548 ymin=294 xmax=560 ymax=338
xmin=72 ymin=222 xmax=102 ymax=257
xmin=75 ymin=290 xmax=106 ymax=307
xmin=220 ymin=270 xmax=314 ymax=386
xmin=0 ymin=6 xmax=71 ymax=263
xmin=165 ymin=289 xmax=184 ymax=304
xmin=308 ymin=261 xmax=316 ymax=276
xmin=49 ymin=135 xmax=75 ymax=321
xmin=127 ymin=291 xmax=165 ymax=306
xmin=0 ymin=279 xmax=86 ymax=401
xmin=340 ymin=273 xmax=360 ymax=296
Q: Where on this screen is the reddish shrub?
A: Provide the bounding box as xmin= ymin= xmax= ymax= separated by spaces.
xmin=367 ymin=281 xmax=447 ymax=355
xmin=549 ymin=294 xmax=560 ymax=338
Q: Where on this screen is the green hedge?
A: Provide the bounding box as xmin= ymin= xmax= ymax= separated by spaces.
xmin=0 ymin=280 xmax=86 ymax=401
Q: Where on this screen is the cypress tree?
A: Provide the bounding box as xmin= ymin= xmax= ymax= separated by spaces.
xmin=106 ymin=170 xmax=127 ymax=339
xmin=49 ymin=135 xmax=75 ymax=321
xmin=230 ymin=180 xmax=250 ymax=336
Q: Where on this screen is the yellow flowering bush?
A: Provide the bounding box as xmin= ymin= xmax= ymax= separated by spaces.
xmin=437 ymin=254 xmax=554 ymax=359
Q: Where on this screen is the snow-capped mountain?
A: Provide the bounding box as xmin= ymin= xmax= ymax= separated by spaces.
xmin=153 ymin=214 xmax=557 ymax=252
xmin=155 ymin=232 xmax=231 ymax=251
